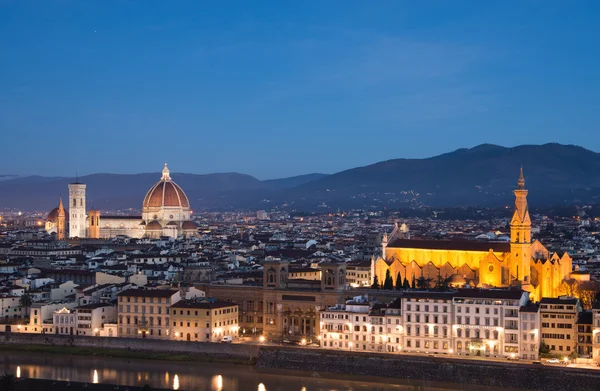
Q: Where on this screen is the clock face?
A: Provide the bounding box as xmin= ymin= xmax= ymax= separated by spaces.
xmin=489 ymin=265 xmax=494 ymax=272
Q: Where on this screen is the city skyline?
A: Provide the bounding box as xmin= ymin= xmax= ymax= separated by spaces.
xmin=1 ymin=1 xmax=599 ymax=178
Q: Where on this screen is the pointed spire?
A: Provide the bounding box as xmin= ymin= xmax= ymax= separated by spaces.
xmin=58 ymin=196 xmax=64 ymax=209
xmin=517 ymin=166 xmax=525 ymax=190
xmin=161 ymin=162 xmax=171 ymax=181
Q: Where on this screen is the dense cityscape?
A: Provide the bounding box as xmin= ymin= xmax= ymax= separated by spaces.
xmin=3 ymin=1 xmax=600 ymax=389
xmin=1 ymin=165 xmax=600 ymax=382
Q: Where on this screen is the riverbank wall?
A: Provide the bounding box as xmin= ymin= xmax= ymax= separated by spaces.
xmin=4 ymin=333 xmax=600 ymax=391
xmin=11 ymin=378 xmax=172 ymax=391
xmin=0 ymin=332 xmax=258 ymax=361
xmin=257 ymin=347 xmax=600 ymax=391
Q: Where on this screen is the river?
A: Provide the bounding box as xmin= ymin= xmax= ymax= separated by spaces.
xmin=0 ymin=352 xmax=526 ymax=391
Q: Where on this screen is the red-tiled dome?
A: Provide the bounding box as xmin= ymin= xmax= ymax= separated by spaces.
xmin=182 ymin=221 xmax=197 ymax=230
xmin=46 ymin=206 xmax=68 ymax=223
xmin=145 ymin=220 xmax=162 ymax=230
xmin=142 ymin=163 xmax=190 ymax=209
xmin=143 ymin=181 xmax=190 ymax=208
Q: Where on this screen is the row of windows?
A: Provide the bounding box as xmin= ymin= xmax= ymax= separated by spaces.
xmin=455 ymin=316 xmax=499 ymax=326
xmin=406 ymin=305 xmax=448 ymax=313
xmin=120 ymin=296 xmax=167 ymax=304
xmin=542 ymin=333 xmax=572 ymax=340
xmin=406 ymin=314 xmax=449 ymax=324
xmin=541 ymin=322 xmax=573 ymax=329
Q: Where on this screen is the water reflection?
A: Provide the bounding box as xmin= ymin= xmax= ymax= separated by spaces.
xmin=1 ymin=352 xmax=524 ymax=391
xmin=212 ymin=374 xmax=223 ymax=391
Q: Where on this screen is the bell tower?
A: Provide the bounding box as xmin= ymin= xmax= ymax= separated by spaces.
xmin=56 ymin=196 xmax=66 ymax=240
xmin=510 ymin=167 xmax=532 ymax=285
xmin=68 ymin=181 xmax=87 ymax=238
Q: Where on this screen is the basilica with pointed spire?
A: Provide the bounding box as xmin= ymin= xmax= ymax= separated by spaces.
xmin=371 ymin=169 xmax=572 ymax=300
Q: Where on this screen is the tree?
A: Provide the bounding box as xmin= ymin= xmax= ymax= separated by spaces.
xmin=371 ymin=275 xmax=380 ymax=289
xmin=539 ymin=342 xmax=550 ymax=355
xmin=558 ymin=279 xmax=578 ymax=297
xmin=403 ymin=277 xmax=411 ymax=290
xmin=395 ymin=272 xmax=403 ymax=290
xmin=383 ymin=270 xmax=393 ymax=290
xmin=416 ymin=276 xmax=432 ymax=290
xmin=434 ymin=275 xmax=449 ymax=291
xmin=19 ymin=294 xmax=32 ymax=318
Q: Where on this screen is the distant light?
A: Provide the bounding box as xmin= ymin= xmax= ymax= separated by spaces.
xmin=173 ymin=374 xmax=180 ymax=390
xmin=16 ymin=366 xmax=21 ymax=378
xmin=93 ymin=369 xmax=99 ymax=384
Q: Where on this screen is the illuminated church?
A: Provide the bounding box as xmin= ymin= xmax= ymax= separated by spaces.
xmin=45 ymin=163 xmax=197 ymax=239
xmin=371 ymin=169 xmax=572 ymax=300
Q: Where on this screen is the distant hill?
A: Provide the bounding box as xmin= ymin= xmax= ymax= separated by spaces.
xmin=2 ymin=143 xmax=600 ymax=212
xmin=262 ymin=173 xmax=329 ymax=189
xmin=282 ymin=143 xmax=600 ymax=209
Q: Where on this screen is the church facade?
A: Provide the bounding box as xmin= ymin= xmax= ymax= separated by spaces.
xmin=371 ymin=169 xmax=572 ymax=300
xmin=46 ymin=163 xmax=197 ymax=239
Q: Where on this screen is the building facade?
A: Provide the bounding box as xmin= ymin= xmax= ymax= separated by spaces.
xmin=319 ymin=289 xmax=540 ymax=360
xmin=117 ymin=289 xmax=181 ymax=339
xmin=200 ymin=260 xmax=347 ymax=340
xmin=540 ymin=297 xmax=581 ymax=356
xmin=169 ymin=298 xmax=239 ymax=342
xmin=372 ymin=170 xmax=572 ymax=300
xmin=47 ymin=164 xmax=198 ymax=239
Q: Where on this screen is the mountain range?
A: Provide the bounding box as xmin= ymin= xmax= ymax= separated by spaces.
xmin=2 ymin=143 xmax=600 ymax=212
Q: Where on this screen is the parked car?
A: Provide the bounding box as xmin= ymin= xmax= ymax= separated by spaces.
xmin=546 ymin=358 xmax=560 ymax=364
xmin=220 ymin=336 xmax=233 ymax=343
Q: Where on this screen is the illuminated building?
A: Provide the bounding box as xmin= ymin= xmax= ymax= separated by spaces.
xmin=320 ymin=289 xmax=540 ymax=360
xmin=169 ymin=299 xmax=239 ymax=342
xmin=46 ymin=163 xmax=198 ymax=239
xmin=592 ymin=303 xmax=600 ymax=364
xmin=540 ymin=297 xmax=581 ymax=355
xmin=372 ymin=169 xmax=572 ymax=300
xmin=117 ymin=289 xmax=181 ymax=339
xmin=199 ymin=260 xmax=347 ymax=340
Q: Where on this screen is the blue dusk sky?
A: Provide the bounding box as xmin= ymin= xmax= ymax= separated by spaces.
xmin=1 ymin=1 xmax=599 ymax=179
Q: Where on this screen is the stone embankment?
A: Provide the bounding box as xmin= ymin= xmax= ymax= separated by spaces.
xmin=4 ymin=334 xmax=600 ymax=391
xmin=0 ymin=332 xmax=258 ymax=361
xmin=257 ymin=347 xmax=600 ymax=391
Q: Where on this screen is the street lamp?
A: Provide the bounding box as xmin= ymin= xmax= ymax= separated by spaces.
xmin=259 ymin=335 xmax=265 ymax=343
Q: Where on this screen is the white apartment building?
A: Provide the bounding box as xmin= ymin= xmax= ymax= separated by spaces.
xmin=403 ymin=291 xmax=454 ymax=355
xmin=75 ymin=303 xmax=117 ymax=336
xmin=320 ymin=289 xmax=540 ymax=360
xmin=592 ymin=303 xmax=600 ymax=364
xmin=320 ymin=297 xmax=370 ymax=351
xmin=320 ymin=297 xmax=403 ymax=353
xmin=452 ymin=290 xmax=530 ymax=359
xmin=520 ymin=303 xmax=541 ymax=360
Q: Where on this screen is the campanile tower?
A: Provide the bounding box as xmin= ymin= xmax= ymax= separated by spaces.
xmin=68 ymin=181 xmax=87 ymax=238
xmin=509 ymin=168 xmax=532 ymax=285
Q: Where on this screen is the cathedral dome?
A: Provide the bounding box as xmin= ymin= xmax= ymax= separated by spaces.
xmin=182 ymin=221 xmax=197 ymax=230
xmin=46 ymin=203 xmax=68 ymax=223
xmin=46 ymin=207 xmax=61 ymax=223
xmin=142 ymin=163 xmax=190 ymax=209
xmin=145 ymin=220 xmax=162 ymax=230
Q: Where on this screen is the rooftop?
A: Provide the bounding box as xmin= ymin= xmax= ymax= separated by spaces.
xmin=117 ymin=289 xmax=178 ymax=298
xmin=386 ymin=238 xmax=511 ymax=253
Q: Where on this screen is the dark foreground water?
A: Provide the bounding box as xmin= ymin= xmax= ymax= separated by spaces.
xmin=0 ymin=352 xmax=526 ymax=391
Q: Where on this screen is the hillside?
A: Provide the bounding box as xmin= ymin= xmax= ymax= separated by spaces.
xmin=2 ymin=143 xmax=600 ymax=211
